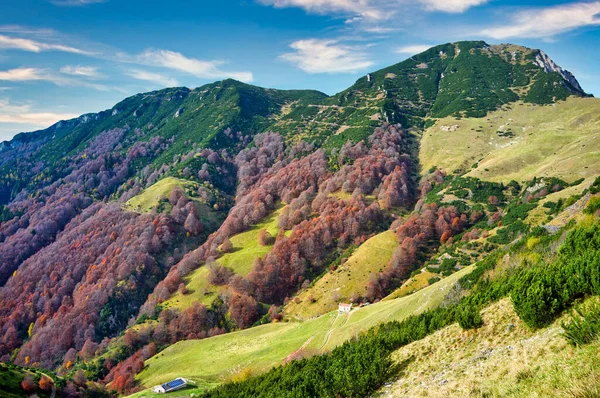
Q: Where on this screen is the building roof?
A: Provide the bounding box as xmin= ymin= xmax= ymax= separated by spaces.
xmin=338 ymin=303 xmax=352 ymax=309
xmin=161 ymin=378 xmax=186 ymax=390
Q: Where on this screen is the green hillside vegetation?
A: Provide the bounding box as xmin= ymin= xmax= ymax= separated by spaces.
xmin=131 ymin=265 xmax=474 ymax=395
xmin=125 ymin=176 xmax=197 ymax=212
xmin=283 ymin=230 xmax=397 ymax=320
xmin=420 ymin=97 xmax=600 ymax=183
xmin=384 ymin=269 xmax=440 ymax=301
xmin=379 ymin=297 xmax=600 ymax=397
xmin=269 ymin=41 xmax=585 ymax=147
xmin=162 ymin=204 xmax=285 ymax=310
xmin=0 ymin=363 xmax=59 ymax=398
xmin=40 ymin=81 xmax=327 ymax=166
xmin=195 ymin=209 xmax=600 ymax=398
xmin=125 ymin=176 xmax=224 ymax=230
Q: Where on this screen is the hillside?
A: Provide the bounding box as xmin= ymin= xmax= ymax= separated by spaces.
xmin=0 ymin=40 xmax=598 ymax=397
xmin=131 ymin=265 xmax=473 ymax=395
xmin=378 ymin=298 xmax=600 ymax=397
xmin=420 ymin=97 xmax=600 ymax=182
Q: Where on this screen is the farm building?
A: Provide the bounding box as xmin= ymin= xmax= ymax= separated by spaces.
xmin=338 ymin=303 xmax=352 ymax=313
xmin=152 ymin=378 xmax=187 ymax=393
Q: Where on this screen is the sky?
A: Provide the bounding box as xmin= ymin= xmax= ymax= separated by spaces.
xmin=0 ymin=0 xmax=599 ymax=141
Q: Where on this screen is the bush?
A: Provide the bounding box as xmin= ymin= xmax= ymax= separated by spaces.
xmin=511 ymin=266 xmax=564 ymax=328
xmin=562 ymin=301 xmax=600 ymax=346
xmin=512 ymin=223 xmax=600 ymax=329
xmin=455 ymin=304 xmax=483 ymax=330
xmin=585 ymin=196 xmax=600 ymax=215
xmin=590 ymin=176 xmax=600 ymax=194
xmin=428 ymin=276 xmax=441 ymax=285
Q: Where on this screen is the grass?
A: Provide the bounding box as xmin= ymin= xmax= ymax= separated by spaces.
xmin=131 ymin=265 xmax=474 ymax=395
xmin=378 ymin=297 xmax=600 ymax=398
xmin=525 ymin=182 xmax=593 ymax=226
xmin=163 ymin=204 xmax=284 ymax=310
xmin=420 ymin=97 xmax=600 ymax=183
xmin=283 ymin=230 xmax=398 ymax=320
xmin=0 ymin=363 xmax=53 ymax=398
xmin=125 ymin=177 xmax=196 ymax=212
xmin=125 ymin=176 xmax=222 ymax=230
xmin=384 ymin=269 xmax=440 ymax=301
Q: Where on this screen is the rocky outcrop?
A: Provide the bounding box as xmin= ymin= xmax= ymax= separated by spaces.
xmin=534 ymin=50 xmax=586 ymax=95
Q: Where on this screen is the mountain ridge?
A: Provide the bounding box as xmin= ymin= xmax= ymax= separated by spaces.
xmin=1 ymin=40 xmax=588 ymax=152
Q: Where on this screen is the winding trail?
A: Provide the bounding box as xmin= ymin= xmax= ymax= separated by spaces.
xmin=319 ymin=311 xmax=352 ymax=350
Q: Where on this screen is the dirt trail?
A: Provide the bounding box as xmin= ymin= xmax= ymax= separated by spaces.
xmin=320 ymin=311 xmax=353 ymax=350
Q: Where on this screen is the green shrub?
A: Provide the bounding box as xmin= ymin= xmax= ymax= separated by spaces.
xmin=455 ymin=304 xmax=483 ymax=330
xmin=562 ymin=301 xmax=600 ymax=346
xmin=585 ymin=196 xmax=600 ymax=215
xmin=428 ymin=276 xmax=441 ymax=285
xmin=590 ymin=176 xmax=600 ymax=194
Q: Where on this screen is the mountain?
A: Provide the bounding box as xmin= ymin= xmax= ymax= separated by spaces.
xmin=0 ymin=41 xmax=598 ymax=397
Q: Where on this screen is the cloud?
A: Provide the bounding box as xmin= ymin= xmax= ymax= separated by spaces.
xmin=260 ymin=0 xmax=486 ymax=21
xmin=419 ymin=0 xmax=487 ymax=13
xmin=0 ymin=68 xmax=55 ymax=82
xmin=0 ymin=68 xmax=108 ymax=90
xmin=60 ymin=65 xmax=102 ymax=78
xmin=280 ymin=39 xmax=373 ymax=73
xmin=0 ymin=98 xmax=77 ymax=126
xmin=395 ymin=44 xmax=432 ymax=54
xmin=481 ymin=2 xmax=600 ymax=39
xmin=50 ymin=0 xmax=107 ymax=6
xmin=0 ymin=25 xmax=56 ymax=36
xmin=125 ymin=69 xmax=179 ymax=87
xmin=123 ymin=49 xmax=254 ymax=82
xmin=0 ymin=34 xmax=90 ymax=55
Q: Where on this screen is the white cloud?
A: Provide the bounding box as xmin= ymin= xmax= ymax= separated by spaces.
xmin=123 ymin=49 xmax=254 ymax=82
xmin=395 ymin=44 xmax=432 ymax=54
xmin=60 ymin=65 xmax=102 ymax=78
xmin=0 ymin=34 xmax=89 ymax=55
xmin=280 ymin=39 xmax=373 ymax=73
xmin=0 ymin=68 xmax=54 ymax=82
xmin=125 ymin=69 xmax=179 ymax=87
xmin=0 ymin=68 xmax=108 ymax=90
xmin=261 ymin=0 xmax=385 ymax=20
xmin=419 ymin=0 xmax=487 ymax=13
xmin=0 ymin=25 xmax=56 ymax=36
xmin=0 ymin=98 xmax=77 ymax=126
xmin=50 ymin=0 xmax=107 ymax=6
xmin=481 ymin=2 xmax=600 ymax=39
xmin=260 ymin=0 xmax=486 ymax=21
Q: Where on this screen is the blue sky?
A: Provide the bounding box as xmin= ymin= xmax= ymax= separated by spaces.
xmin=0 ymin=0 xmax=599 ymax=141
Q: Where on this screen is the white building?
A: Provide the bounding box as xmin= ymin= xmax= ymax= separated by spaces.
xmin=152 ymin=378 xmax=187 ymax=393
xmin=338 ymin=303 xmax=352 ymax=313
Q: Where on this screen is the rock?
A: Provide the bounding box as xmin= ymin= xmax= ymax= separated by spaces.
xmin=534 ymin=50 xmax=585 ymax=94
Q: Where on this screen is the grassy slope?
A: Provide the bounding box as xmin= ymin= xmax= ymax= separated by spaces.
xmin=125 ymin=176 xmax=223 ymax=234
xmin=384 ymin=269 xmax=439 ymax=301
xmin=163 ymin=204 xmax=284 ymax=310
xmin=125 ymin=177 xmax=196 ymax=212
xmin=420 ymin=97 xmax=600 ymax=183
xmin=283 ymin=230 xmax=398 ymax=320
xmin=378 ymin=297 xmax=600 ymax=398
xmin=132 ymin=265 xmax=473 ymax=395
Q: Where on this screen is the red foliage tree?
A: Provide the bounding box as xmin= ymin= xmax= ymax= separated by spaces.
xmin=229 ymin=293 xmax=259 ymax=329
